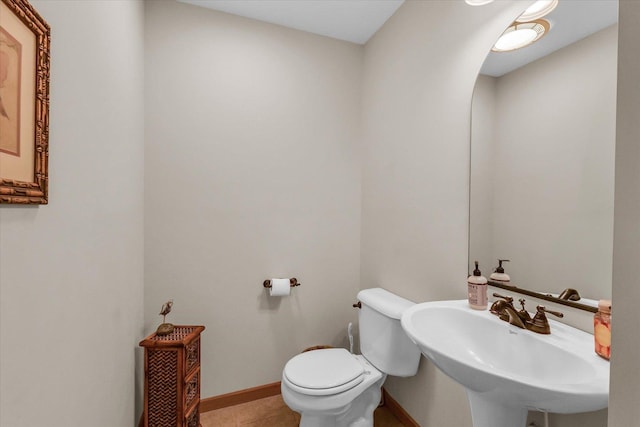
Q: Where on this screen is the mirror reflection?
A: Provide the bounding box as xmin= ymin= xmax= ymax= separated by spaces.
xmin=469 ymin=0 xmax=618 ymax=309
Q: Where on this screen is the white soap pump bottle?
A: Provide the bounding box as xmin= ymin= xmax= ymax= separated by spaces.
xmin=468 ymin=261 xmax=488 ymax=310
xmin=489 ymin=259 xmax=511 ymax=284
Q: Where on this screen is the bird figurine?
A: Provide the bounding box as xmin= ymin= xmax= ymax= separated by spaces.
xmin=156 ymin=300 xmax=174 ymax=336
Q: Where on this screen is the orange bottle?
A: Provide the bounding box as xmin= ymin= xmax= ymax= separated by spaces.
xmin=594 ymin=299 xmax=611 ymax=360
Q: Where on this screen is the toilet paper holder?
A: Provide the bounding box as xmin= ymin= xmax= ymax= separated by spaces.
xmin=263 ymin=278 xmax=301 ymax=288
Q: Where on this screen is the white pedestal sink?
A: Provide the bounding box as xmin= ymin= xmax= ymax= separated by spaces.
xmin=401 ymin=300 xmax=609 ymax=427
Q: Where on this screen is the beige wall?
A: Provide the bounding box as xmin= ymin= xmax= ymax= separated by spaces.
xmin=609 ymin=0 xmax=640 ymax=425
xmin=360 ymin=1 xmax=536 ymax=425
xmin=144 ymin=0 xmax=363 ymax=397
xmin=0 ymin=1 xmax=145 ymax=426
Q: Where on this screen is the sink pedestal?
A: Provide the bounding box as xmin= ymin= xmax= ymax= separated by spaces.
xmin=467 ymin=391 xmax=527 ymax=427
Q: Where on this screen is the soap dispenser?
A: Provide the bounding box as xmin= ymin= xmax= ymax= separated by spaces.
xmin=468 ymin=261 xmax=488 ymax=310
xmin=490 ymin=259 xmax=511 ymax=284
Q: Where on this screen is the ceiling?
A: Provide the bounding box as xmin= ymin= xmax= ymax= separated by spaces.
xmin=176 ymin=1 xmax=617 ymax=76
xmin=481 ymin=0 xmax=619 ymax=77
xmin=177 ymin=0 xmax=405 ymax=45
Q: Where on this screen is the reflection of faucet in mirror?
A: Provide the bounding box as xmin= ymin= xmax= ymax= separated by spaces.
xmin=550 ymin=288 xmax=600 ymax=309
xmin=559 ymin=288 xmax=581 ymax=301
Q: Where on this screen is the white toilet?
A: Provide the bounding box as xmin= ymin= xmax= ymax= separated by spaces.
xmin=281 ymin=288 xmax=421 ymax=427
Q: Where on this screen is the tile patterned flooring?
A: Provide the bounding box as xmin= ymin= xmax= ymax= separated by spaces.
xmin=200 ymin=394 xmax=406 ymax=427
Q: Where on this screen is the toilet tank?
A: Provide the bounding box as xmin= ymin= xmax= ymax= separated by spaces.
xmin=357 ymin=288 xmax=421 ymax=377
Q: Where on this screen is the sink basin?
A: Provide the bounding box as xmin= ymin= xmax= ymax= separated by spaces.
xmin=401 ymin=300 xmax=609 ymax=427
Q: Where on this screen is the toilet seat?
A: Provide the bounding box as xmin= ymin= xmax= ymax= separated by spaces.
xmin=283 ymin=348 xmax=365 ymax=396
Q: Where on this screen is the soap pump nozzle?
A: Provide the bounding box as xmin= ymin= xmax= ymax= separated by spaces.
xmin=473 ymin=261 xmax=482 ymax=277
xmin=490 ymin=259 xmax=511 ymax=283
xmin=495 ymin=259 xmax=509 ymax=273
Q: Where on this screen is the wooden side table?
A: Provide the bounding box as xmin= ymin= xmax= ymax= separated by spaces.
xmin=140 ymin=325 xmax=205 ymax=427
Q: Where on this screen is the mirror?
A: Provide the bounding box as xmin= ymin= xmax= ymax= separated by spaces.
xmin=469 ymin=0 xmax=618 ymax=311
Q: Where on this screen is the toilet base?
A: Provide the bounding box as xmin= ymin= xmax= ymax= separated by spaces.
xmin=297 ymin=378 xmax=383 ymax=427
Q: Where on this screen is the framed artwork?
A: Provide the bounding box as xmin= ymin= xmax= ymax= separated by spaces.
xmin=0 ymin=0 xmax=49 ymax=204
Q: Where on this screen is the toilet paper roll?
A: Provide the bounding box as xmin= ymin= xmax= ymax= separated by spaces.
xmin=270 ymin=278 xmax=291 ymax=297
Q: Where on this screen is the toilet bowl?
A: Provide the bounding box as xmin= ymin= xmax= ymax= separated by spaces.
xmin=282 ymin=350 xmax=385 ymax=427
xmin=280 ymin=288 xmax=422 ymax=427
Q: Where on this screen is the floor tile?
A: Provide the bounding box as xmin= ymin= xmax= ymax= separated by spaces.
xmin=200 ymin=405 xmax=237 ymax=426
xmin=200 ymin=394 xmax=406 ymax=427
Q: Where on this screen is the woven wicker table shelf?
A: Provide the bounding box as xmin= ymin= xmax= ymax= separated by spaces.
xmin=140 ymin=325 xmax=205 ymax=427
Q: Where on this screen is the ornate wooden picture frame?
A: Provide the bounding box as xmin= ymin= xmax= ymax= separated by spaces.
xmin=0 ymin=0 xmax=50 ymax=204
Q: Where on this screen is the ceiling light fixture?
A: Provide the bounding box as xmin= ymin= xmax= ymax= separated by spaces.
xmin=515 ymin=0 xmax=559 ymax=22
xmin=492 ymin=19 xmax=550 ymax=52
xmin=465 ymin=0 xmax=494 ymax=5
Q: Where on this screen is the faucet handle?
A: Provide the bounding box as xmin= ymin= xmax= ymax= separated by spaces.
xmin=558 ymin=288 xmax=581 ymax=301
xmin=492 ymin=293 xmax=513 ymax=304
xmin=537 ymin=305 xmax=564 ymax=318
xmin=527 ymin=305 xmax=564 ymax=334
xmin=490 ymin=293 xmax=515 ymax=317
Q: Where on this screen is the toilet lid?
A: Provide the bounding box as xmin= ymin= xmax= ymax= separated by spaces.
xmin=284 ymin=348 xmax=365 ymax=395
